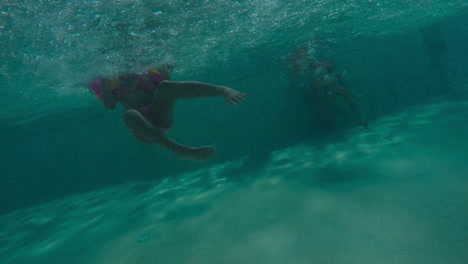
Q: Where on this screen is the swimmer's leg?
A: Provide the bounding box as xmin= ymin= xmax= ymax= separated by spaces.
xmin=337 ymin=87 xmax=367 ymax=127
xmin=123 ymin=110 xmax=215 ymax=160
xmin=151 ymin=80 xmax=246 ymax=128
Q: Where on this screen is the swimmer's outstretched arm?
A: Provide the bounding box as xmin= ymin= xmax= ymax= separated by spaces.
xmin=158 ymin=81 xmax=246 ymax=105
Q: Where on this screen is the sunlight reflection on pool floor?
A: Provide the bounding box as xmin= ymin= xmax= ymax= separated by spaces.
xmin=1 ymin=101 xmax=467 ymax=264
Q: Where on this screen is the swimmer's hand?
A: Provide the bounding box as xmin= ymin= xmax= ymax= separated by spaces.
xmin=224 ymin=88 xmax=246 ymax=105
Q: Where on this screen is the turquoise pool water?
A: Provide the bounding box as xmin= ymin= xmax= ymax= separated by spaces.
xmin=1 ymin=1 xmax=467 ymax=263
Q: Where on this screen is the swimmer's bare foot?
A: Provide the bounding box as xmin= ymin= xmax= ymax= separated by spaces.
xmin=123 ymin=110 xmax=216 ymax=160
xmin=224 ymin=88 xmax=246 ymax=105
xmin=174 ymin=146 xmax=216 ymax=161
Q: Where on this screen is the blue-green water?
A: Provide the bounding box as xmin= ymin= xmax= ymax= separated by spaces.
xmin=1 ymin=1 xmax=468 ymax=263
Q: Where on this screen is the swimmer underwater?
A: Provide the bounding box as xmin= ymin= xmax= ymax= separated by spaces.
xmin=88 ymin=64 xmax=246 ymax=160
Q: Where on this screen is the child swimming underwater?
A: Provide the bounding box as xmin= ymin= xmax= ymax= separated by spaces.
xmin=290 ymin=45 xmax=367 ymax=129
xmin=89 ymin=64 xmax=246 ymax=160
xmin=309 ymin=64 xmax=367 ymax=128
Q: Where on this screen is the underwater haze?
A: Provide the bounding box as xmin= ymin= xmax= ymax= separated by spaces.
xmin=1 ymin=1 xmax=468 ymax=263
